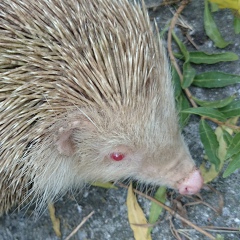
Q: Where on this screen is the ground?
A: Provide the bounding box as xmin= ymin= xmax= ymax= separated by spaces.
xmin=0 ymin=0 xmax=240 ymax=239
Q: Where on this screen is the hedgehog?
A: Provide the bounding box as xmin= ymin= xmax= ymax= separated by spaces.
xmin=0 ymin=0 xmax=203 ymax=214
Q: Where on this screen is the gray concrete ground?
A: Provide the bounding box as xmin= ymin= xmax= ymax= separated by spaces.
xmin=0 ymin=0 xmax=240 ymax=239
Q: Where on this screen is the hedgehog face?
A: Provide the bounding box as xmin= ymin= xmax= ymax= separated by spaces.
xmin=52 ymin=109 xmax=201 ymax=196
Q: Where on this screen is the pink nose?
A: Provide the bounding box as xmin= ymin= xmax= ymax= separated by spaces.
xmin=178 ymin=169 xmax=203 ymax=195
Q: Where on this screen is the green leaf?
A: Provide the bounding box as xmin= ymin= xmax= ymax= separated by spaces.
xmin=200 ymin=126 xmax=227 ymax=183
xmin=222 ymin=129 xmax=233 ymax=146
xmin=181 ymin=107 xmax=227 ymax=121
xmin=204 ymin=0 xmax=230 ymax=48
xmin=172 ymin=66 xmax=182 ymax=98
xmin=174 ymin=51 xmax=238 ymax=64
xmin=192 ymin=95 xmax=235 ymax=108
xmin=225 ymin=132 xmax=240 ymax=159
xmin=234 ymin=16 xmax=240 ymax=34
xmin=91 ymin=182 xmax=118 ymax=189
xmin=210 ymin=2 xmax=219 ymax=12
xmin=172 ymin=33 xmax=196 ymax=90
xmin=176 ymin=93 xmax=190 ymax=128
xmin=215 ymin=127 xmax=229 ymax=166
xmin=159 ymin=22 xmax=170 ymax=38
xmin=188 ymin=51 xmax=238 ymax=64
xmin=219 ymin=100 xmax=240 ymax=118
xmin=148 ymin=187 xmax=166 ymax=233
xmin=173 ymin=52 xmax=184 ymax=60
xmin=199 ymin=119 xmax=220 ymax=170
xmin=223 ymin=153 xmax=240 ymax=178
xmin=172 ymin=32 xmax=189 ymax=61
xmin=182 ymin=62 xmax=196 ymax=89
xmin=216 ymin=234 xmax=225 ymax=240
xmin=193 ymin=72 xmax=240 ymax=88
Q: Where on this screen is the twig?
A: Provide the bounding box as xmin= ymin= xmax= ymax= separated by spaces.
xmin=186 ymin=33 xmax=199 ymax=49
xmin=203 ymin=116 xmax=240 ymax=131
xmin=64 ymin=211 xmax=95 ymax=240
xmin=167 ymin=0 xmax=198 ymax=108
xmin=118 ymin=183 xmax=216 ymax=240
xmin=178 ymin=226 xmax=240 ymax=234
xmin=201 ymin=226 xmax=240 ymax=233
xmin=167 ymin=3 xmax=240 ymax=131
xmin=184 ymin=200 xmax=219 ymax=214
xmin=169 ymin=216 xmax=182 ymax=240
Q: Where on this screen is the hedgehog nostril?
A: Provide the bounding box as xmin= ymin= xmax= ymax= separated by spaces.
xmin=178 ymin=169 xmax=203 ymax=195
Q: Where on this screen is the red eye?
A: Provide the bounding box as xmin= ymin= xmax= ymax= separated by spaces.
xmin=110 ymin=152 xmax=125 ymax=161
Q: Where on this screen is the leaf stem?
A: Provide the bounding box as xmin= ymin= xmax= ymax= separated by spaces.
xmin=167 ymin=0 xmax=198 ymax=108
xmin=203 ymin=116 xmax=240 ymax=131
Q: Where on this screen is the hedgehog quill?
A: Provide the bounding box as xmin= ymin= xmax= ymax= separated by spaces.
xmin=0 ymin=0 xmax=203 ymax=214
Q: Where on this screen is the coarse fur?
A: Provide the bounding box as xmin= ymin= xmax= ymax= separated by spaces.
xmin=0 ymin=0 xmax=197 ymax=214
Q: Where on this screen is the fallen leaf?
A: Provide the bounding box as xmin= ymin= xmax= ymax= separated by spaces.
xmin=209 ymin=0 xmax=240 ymax=14
xmin=48 ymin=203 xmax=61 ymax=238
xmin=127 ymin=183 xmax=152 ymax=240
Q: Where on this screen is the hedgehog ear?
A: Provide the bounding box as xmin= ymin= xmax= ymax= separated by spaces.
xmin=55 ymin=119 xmax=96 ymax=156
xmin=56 ymin=128 xmax=75 ymax=156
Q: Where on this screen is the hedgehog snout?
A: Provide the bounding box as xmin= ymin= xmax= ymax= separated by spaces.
xmin=177 ymin=169 xmax=203 ymax=195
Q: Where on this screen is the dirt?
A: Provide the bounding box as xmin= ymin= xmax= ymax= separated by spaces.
xmin=0 ymin=1 xmax=239 ymax=239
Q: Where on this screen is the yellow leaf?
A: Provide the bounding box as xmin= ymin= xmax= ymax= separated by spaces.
xmin=127 ymin=183 xmax=152 ymax=240
xmin=48 ymin=203 xmax=61 ymax=237
xmin=200 ymin=161 xmax=218 ymax=183
xmin=209 ymin=0 xmax=240 ymax=14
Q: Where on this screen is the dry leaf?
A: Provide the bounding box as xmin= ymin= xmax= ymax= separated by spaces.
xmin=127 ymin=183 xmax=152 ymax=240
xmin=48 ymin=203 xmax=61 ymax=237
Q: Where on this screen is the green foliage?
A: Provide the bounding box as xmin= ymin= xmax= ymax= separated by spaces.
xmin=234 ymin=16 xmax=240 ymax=34
xmin=177 ymin=93 xmax=191 ymax=128
xmin=225 ymin=132 xmax=240 ymax=159
xmin=182 ymin=62 xmax=196 ymax=89
xmin=204 ymin=0 xmax=230 ymax=48
xmin=173 ymin=1 xmax=240 ymax=180
xmin=199 ymin=119 xmax=220 ymax=170
xmin=216 ymin=234 xmax=225 ymax=240
xmin=148 ymin=187 xmax=166 ymax=233
xmin=220 ymin=132 xmax=240 ymax=177
xmin=193 ymin=72 xmax=240 ymax=88
xmin=223 ymin=152 xmax=240 ymax=177
xmin=174 ymin=51 xmax=238 ymax=64
xmin=182 ymin=107 xmax=227 ymax=121
xmin=172 ymin=32 xmax=196 ymax=89
xmin=219 ymin=100 xmax=240 ymax=117
xmin=192 ymin=95 xmax=235 ymax=108
xmin=172 ymin=66 xmax=182 ymax=98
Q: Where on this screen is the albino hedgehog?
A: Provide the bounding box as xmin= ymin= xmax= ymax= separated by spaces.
xmin=0 ymin=0 xmax=203 ymax=214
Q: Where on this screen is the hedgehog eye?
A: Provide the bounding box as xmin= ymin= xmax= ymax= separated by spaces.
xmin=110 ymin=152 xmax=125 ymax=161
